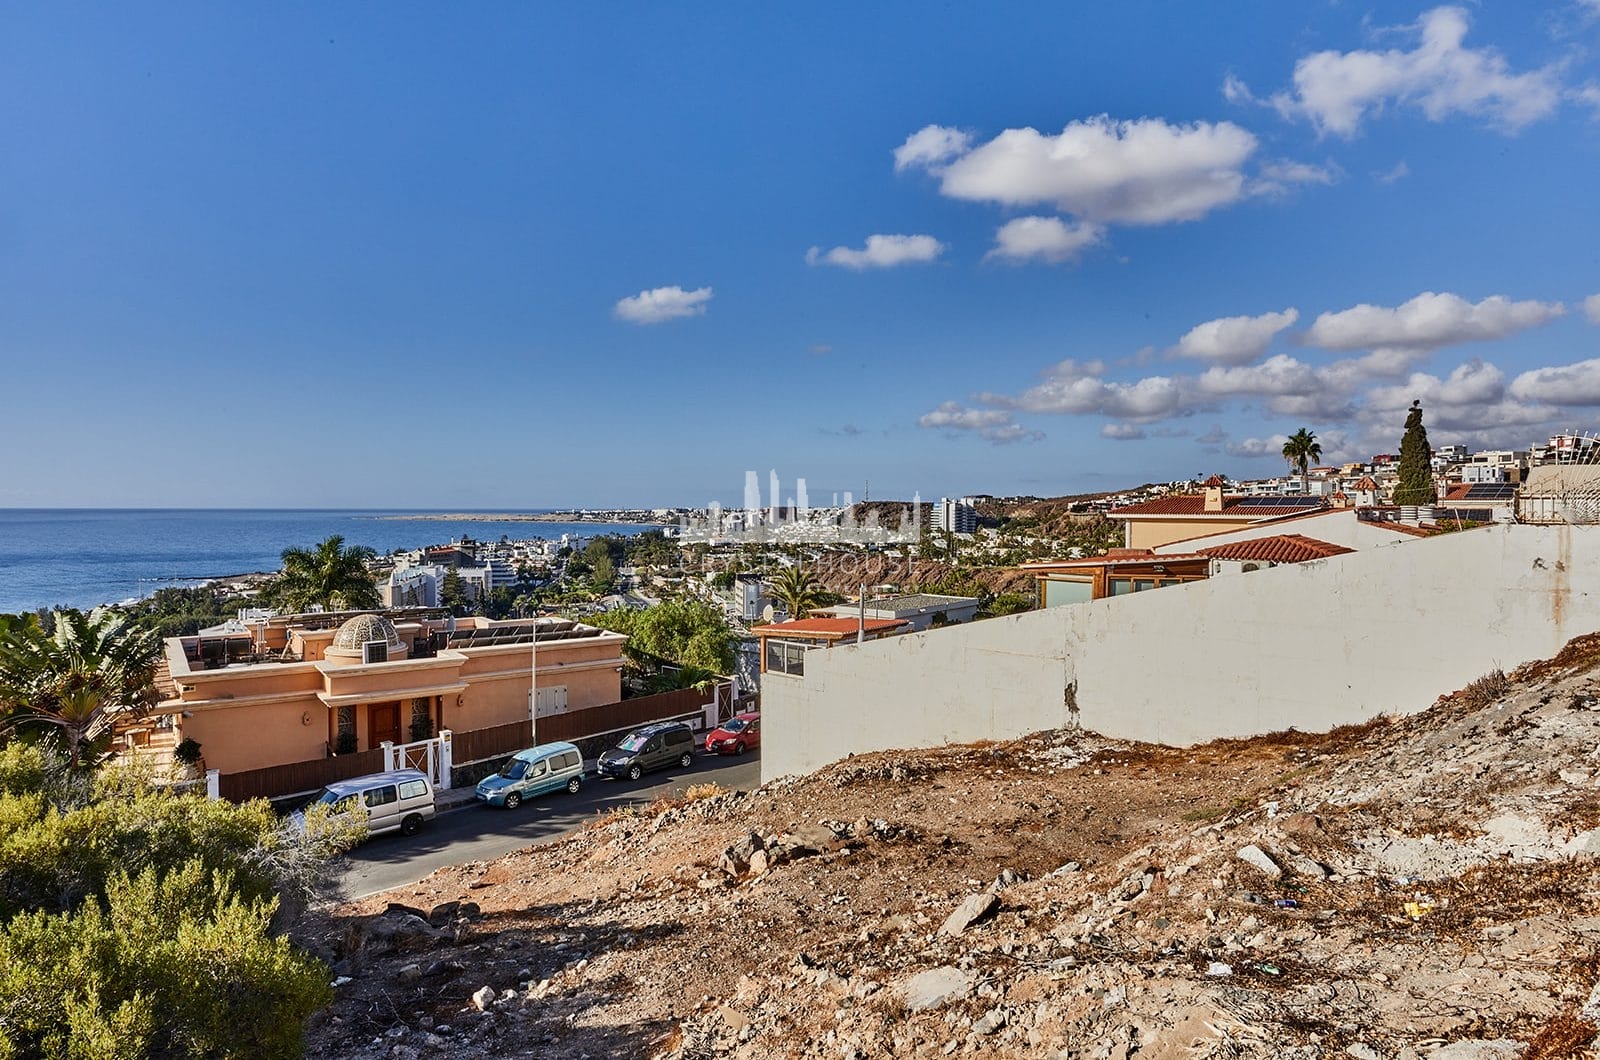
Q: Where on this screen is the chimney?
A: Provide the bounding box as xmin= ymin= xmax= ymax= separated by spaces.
xmin=1203 ymin=485 xmax=1224 ymax=513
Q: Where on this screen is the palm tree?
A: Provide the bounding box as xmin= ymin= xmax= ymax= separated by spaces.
xmin=266 ymin=535 xmax=380 ymax=612
xmin=0 ymin=609 xmax=162 ymax=769
xmin=769 ymin=565 xmax=826 ymax=620
xmin=1281 ymin=428 xmax=1323 ymax=494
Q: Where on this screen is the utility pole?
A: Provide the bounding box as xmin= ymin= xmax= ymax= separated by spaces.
xmin=528 ymin=611 xmax=539 ymax=745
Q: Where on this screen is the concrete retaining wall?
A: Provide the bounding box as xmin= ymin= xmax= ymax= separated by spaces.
xmin=762 ymin=524 xmax=1600 ymax=781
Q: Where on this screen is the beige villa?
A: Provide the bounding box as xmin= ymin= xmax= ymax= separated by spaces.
xmin=1111 ymin=481 xmax=1327 ymax=548
xmin=156 ymin=610 xmax=626 ymax=776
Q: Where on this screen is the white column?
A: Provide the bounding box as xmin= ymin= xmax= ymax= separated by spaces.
xmin=205 ymin=769 xmax=220 ymax=800
xmin=437 ymin=730 xmax=453 ymax=790
xmin=381 ymin=740 xmax=395 ymax=772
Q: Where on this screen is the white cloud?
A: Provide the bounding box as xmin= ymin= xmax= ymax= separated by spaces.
xmin=1367 ymin=359 xmax=1506 ymax=410
xmin=917 ymin=401 xmax=1042 ymax=444
xmin=988 ymin=359 xmax=1189 ymax=422
xmin=1175 ymin=308 xmax=1299 ymax=365
xmin=1101 ymin=422 xmax=1146 ymax=440
xmin=903 ymin=115 xmax=1259 ymax=226
xmin=1584 ymin=293 xmax=1600 ymax=324
xmin=612 ymin=285 xmax=713 ymax=325
xmin=986 ymin=216 xmax=1104 ymax=264
xmin=918 ymin=401 xmax=1012 ymax=431
xmin=1572 ymin=82 xmax=1600 ymax=118
xmin=1198 ymin=354 xmax=1321 ymax=397
xmin=982 ymin=423 xmax=1046 ymax=444
xmin=1253 ymin=160 xmax=1339 ymax=196
xmin=1511 ymin=358 xmax=1600 ymax=406
xmin=806 ymin=234 xmax=945 ymax=270
xmin=1226 ymin=435 xmax=1291 ymax=459
xmin=1222 ymin=73 xmax=1258 ymax=105
xmin=894 ymin=125 xmax=972 ymax=172
xmin=1375 ymin=160 xmax=1411 ymax=184
xmin=1270 ymin=6 xmax=1563 ymax=137
xmin=1305 ymin=291 xmax=1565 ymax=355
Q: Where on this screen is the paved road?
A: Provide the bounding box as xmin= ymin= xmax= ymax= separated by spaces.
xmin=338 ymin=751 xmax=763 ymax=899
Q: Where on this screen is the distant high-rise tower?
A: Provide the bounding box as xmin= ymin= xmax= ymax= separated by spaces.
xmin=934 ymin=497 xmax=977 ymax=534
xmin=744 ymin=471 xmax=761 ymax=523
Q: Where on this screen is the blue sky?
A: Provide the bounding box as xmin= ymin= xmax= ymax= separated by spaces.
xmin=3 ymin=2 xmax=1599 ymax=508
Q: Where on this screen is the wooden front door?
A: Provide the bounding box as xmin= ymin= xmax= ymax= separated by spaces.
xmin=369 ymin=702 xmax=401 ymax=749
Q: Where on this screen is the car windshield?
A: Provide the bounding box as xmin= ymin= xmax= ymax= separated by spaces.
xmin=722 ymin=718 xmax=747 ymax=732
xmin=314 ymin=788 xmax=343 ymax=806
xmin=617 ymin=735 xmax=647 ymax=753
xmin=499 ymin=759 xmax=529 ymax=780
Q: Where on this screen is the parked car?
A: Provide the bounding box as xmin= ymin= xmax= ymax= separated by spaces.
xmin=596 ymin=721 xmax=695 ymax=781
xmin=705 ymin=711 xmax=760 ymax=755
xmin=476 ymin=741 xmax=585 ymax=809
xmin=300 ymin=769 xmax=435 ymax=838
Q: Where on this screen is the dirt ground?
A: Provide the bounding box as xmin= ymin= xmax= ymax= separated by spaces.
xmin=306 ymin=635 xmax=1600 ymax=1059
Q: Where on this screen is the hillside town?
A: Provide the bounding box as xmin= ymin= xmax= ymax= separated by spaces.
xmin=8 ymin=4 xmax=1600 ymax=1056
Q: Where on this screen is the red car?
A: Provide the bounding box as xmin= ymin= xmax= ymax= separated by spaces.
xmin=705 ymin=712 xmax=760 ymax=755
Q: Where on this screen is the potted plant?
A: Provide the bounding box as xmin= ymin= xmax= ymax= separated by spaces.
xmin=334 ymin=732 xmax=357 ymax=756
xmin=173 ymin=738 xmax=204 ymax=780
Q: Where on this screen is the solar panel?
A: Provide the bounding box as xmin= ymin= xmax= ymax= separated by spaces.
xmin=1464 ymin=483 xmax=1515 ymax=500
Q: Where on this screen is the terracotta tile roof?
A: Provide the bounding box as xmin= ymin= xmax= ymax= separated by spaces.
xmin=1353 ymin=477 xmax=1378 ymax=490
xmin=1444 ymin=483 xmax=1474 ymax=501
xmin=752 ymin=617 xmax=908 ymax=638
xmin=1112 ymin=495 xmax=1325 ymax=517
xmin=1019 ymin=552 xmax=1208 ymax=571
xmin=1197 ymin=534 xmax=1355 ymax=564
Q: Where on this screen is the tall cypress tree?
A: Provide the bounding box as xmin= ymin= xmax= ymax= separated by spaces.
xmin=1393 ymin=400 xmax=1436 ymax=505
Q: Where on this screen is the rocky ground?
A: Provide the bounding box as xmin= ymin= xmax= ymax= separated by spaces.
xmin=305 ymin=635 xmax=1600 ymax=1059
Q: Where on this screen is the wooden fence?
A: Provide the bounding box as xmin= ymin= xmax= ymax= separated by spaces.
xmin=535 ymin=688 xmax=706 ymax=745
xmin=217 ymin=748 xmax=384 ymax=803
xmin=451 ymin=719 xmax=533 ymax=766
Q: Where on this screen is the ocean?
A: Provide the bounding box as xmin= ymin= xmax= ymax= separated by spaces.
xmin=0 ymin=509 xmax=666 ymax=614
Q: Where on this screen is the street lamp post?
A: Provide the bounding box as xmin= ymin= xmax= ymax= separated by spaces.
xmin=528 ymin=610 xmax=539 ymax=745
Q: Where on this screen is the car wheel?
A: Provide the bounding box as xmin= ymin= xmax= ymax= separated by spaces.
xmin=734 ymin=741 xmax=746 ymax=756
xmin=628 ymin=764 xmax=642 ymax=781
xmin=566 ymin=777 xmax=581 ymax=795
xmin=504 ymin=792 xmax=521 ymax=810
xmin=679 ymin=752 xmax=693 ymax=769
xmin=400 ymin=814 xmax=423 ymax=836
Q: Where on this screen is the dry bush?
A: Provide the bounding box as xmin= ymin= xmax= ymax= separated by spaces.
xmin=1521 ymin=1010 xmax=1598 ymax=1060
xmin=683 ymin=783 xmax=724 ymax=803
xmin=1461 ymin=669 xmax=1512 ymax=711
xmin=1513 ymin=631 xmax=1600 ymax=684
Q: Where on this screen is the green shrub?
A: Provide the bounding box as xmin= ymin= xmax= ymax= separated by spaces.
xmin=0 ymin=762 xmax=361 ymax=1055
xmin=0 ymin=860 xmax=329 ymax=1059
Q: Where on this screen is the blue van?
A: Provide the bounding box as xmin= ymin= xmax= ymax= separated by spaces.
xmin=475 ymin=741 xmax=585 ymax=809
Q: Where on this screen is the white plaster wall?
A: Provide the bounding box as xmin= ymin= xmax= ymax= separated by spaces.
xmin=763 ymin=524 xmax=1599 ymax=782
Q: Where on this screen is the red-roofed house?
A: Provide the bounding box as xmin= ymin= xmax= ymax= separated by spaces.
xmin=1018 ymin=550 xmax=1211 ymax=607
xmin=753 ymin=617 xmax=910 ymax=676
xmin=1198 ymin=534 xmax=1354 ymax=566
xmin=1112 ymin=482 xmax=1326 ymax=549
xmin=1021 ymin=533 xmax=1355 ymax=607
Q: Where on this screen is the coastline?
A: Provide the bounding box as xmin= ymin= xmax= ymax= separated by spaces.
xmin=373 ymin=512 xmax=674 ymax=524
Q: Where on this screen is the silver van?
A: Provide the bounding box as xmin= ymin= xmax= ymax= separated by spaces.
xmin=475 ymin=741 xmax=585 ymax=809
xmin=307 ymin=768 xmax=436 ymax=837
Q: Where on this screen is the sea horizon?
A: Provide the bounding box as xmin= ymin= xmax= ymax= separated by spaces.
xmin=0 ymin=508 xmax=666 ymax=615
